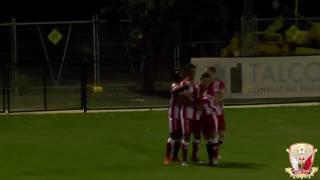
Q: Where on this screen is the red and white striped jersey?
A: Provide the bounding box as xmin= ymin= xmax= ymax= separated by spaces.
xmin=201 ymin=95 xmax=215 ymax=116
xmin=168 ymin=82 xmax=181 ymax=120
xmin=213 ymin=79 xmax=225 ymax=115
xmin=179 ymin=78 xmax=201 ymax=120
xmin=199 ymin=85 xmax=214 ymax=115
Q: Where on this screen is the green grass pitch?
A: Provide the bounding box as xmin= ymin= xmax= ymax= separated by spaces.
xmin=0 ymin=106 xmax=319 ymax=180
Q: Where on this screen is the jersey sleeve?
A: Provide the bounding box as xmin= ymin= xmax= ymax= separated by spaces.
xmin=206 ymin=83 xmax=215 ymax=98
xmin=219 ymin=81 xmax=225 ymax=92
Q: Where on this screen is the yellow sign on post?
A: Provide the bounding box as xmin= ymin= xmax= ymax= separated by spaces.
xmin=48 ymin=28 xmax=63 ymax=45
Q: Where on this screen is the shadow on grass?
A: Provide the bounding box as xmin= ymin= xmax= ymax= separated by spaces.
xmin=216 ymin=161 xmax=266 ymax=169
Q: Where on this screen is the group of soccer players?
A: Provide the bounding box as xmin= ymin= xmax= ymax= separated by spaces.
xmin=164 ymin=63 xmax=226 ymax=166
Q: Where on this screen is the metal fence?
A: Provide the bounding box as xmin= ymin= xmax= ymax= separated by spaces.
xmin=4 ymin=16 xmax=318 ymax=113
xmin=0 ymin=16 xmax=180 ymax=113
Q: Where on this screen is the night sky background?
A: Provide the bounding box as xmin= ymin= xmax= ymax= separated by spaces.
xmin=0 ymin=0 xmax=319 ymax=93
xmin=0 ymin=0 xmax=319 ymax=22
xmin=0 ymin=0 xmax=319 ymax=45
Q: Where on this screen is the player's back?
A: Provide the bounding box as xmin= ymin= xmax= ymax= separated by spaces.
xmin=168 ymin=82 xmax=182 ymax=120
xmin=179 ymin=78 xmax=200 ymax=120
xmin=180 ymin=79 xmax=200 ymax=106
xmin=169 ymin=82 xmax=181 ymax=105
xmin=213 ymin=79 xmax=225 ymax=115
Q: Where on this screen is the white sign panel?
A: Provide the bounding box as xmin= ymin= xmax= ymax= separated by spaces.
xmin=191 ymin=56 xmax=320 ymax=99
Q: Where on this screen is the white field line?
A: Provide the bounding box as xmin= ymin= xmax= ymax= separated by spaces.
xmin=226 ymin=102 xmax=320 ymax=109
xmin=0 ymin=102 xmax=319 ymax=115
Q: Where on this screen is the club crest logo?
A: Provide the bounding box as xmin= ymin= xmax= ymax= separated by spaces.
xmin=285 ymin=143 xmax=318 ymax=179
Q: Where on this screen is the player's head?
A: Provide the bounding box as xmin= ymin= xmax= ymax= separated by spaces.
xmin=184 ymin=63 xmax=196 ymax=80
xmin=172 ymin=70 xmax=182 ymax=83
xmin=205 ymin=66 xmax=216 ymax=79
xmin=200 ymin=72 xmax=211 ymax=89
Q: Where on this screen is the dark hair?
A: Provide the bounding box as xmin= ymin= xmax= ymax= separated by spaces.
xmin=207 ymin=66 xmax=216 ymax=73
xmin=172 ymin=70 xmax=182 ymax=82
xmin=201 ymin=72 xmax=211 ymax=80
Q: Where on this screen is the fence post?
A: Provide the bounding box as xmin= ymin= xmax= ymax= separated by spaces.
xmin=96 ymin=15 xmax=101 ymax=86
xmin=81 ymin=58 xmax=88 ymax=113
xmin=92 ymin=15 xmax=101 ymax=86
xmin=92 ymin=15 xmax=97 ymax=86
xmin=1 ymin=68 xmax=5 ymax=113
xmin=6 ymin=65 xmax=10 ymax=113
xmin=11 ymin=17 xmax=17 ymax=95
xmin=43 ymin=59 xmax=48 ymax=111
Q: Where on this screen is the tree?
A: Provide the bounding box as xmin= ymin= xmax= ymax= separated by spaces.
xmin=102 ymin=0 xmax=234 ymax=94
xmin=126 ymin=0 xmax=176 ymax=94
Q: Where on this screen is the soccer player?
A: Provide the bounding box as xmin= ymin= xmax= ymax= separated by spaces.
xmin=206 ymin=66 xmax=226 ymax=163
xmin=199 ymin=72 xmax=220 ymax=166
xmin=179 ymin=63 xmax=201 ymax=166
xmin=164 ymin=70 xmax=188 ymax=165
